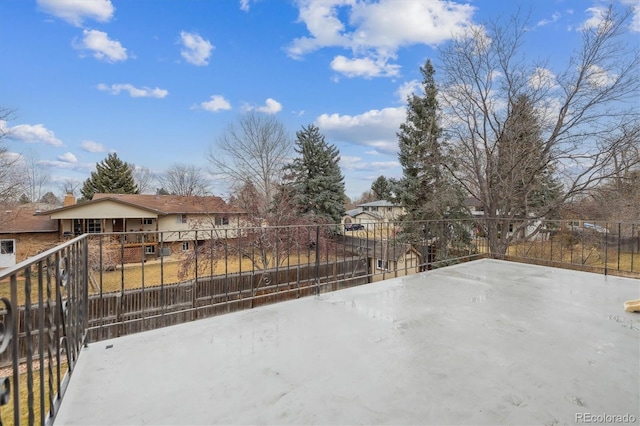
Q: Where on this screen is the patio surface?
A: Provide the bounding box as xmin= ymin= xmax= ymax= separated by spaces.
xmin=55 ymin=259 xmax=640 ymax=425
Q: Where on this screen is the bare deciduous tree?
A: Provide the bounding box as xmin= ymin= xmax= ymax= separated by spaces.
xmin=0 ymin=107 xmax=26 ymax=208
xmin=439 ymin=6 xmax=640 ymax=254
xmin=58 ymin=179 xmax=80 ymax=199
xmin=158 ymin=163 xmax=210 ymax=196
xmin=207 ymin=111 xmax=293 ymax=217
xmin=178 ymin=187 xmax=334 ymax=305
xmin=582 ymin=123 xmax=640 ymax=220
xmin=23 ymin=150 xmax=51 ymax=203
xmin=131 ymin=164 xmax=155 ymax=194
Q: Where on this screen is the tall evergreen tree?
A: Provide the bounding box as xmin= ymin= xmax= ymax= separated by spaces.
xmin=495 ymin=95 xmax=563 ymax=219
xmin=371 ymin=175 xmax=393 ymax=200
xmin=285 ymin=124 xmax=346 ymax=223
xmin=396 ymin=59 xmax=466 ymax=222
xmin=80 ymin=153 xmax=139 ymax=201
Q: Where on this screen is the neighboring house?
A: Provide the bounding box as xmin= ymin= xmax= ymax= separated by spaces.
xmin=464 ymin=196 xmax=546 ymax=240
xmin=368 ymin=240 xmax=422 ymax=282
xmin=0 ymin=209 xmax=59 ymax=268
xmin=464 ymin=197 xmax=485 ymax=218
xmin=343 ymin=200 xmax=405 ymax=227
xmin=344 ymin=235 xmax=422 ymax=282
xmin=15 ymin=201 xmax=61 ymax=211
xmin=41 ymin=194 xmax=245 ymax=263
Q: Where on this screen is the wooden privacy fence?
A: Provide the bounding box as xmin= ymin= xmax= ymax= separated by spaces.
xmin=0 ymin=257 xmax=368 ymax=366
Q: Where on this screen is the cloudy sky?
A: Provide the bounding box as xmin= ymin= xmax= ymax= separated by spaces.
xmin=1 ymin=0 xmax=638 ymax=200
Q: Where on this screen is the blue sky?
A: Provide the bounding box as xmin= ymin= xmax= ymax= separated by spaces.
xmin=1 ymin=0 xmax=638 ymax=200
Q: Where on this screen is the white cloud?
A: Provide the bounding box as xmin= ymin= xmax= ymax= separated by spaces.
xmin=537 ymin=12 xmax=561 ymax=27
xmin=580 ymin=6 xmax=608 ymax=31
xmin=340 ymin=155 xmax=400 ymax=182
xmin=330 ymin=55 xmax=400 ymax=78
xmin=2 ymin=121 xmax=63 ymax=146
xmin=621 ymin=0 xmax=640 ymax=32
xmin=256 ymin=98 xmax=283 ymax=114
xmin=97 ymin=83 xmax=168 ymax=98
xmin=316 ymin=106 xmax=405 ymax=155
xmin=243 ymin=98 xmax=283 ymax=114
xmin=537 ymin=97 xmax=563 ymax=127
xmin=180 ymin=31 xmax=214 ymax=66
xmin=81 ymin=140 xmax=106 ymax=152
xmin=37 ymin=0 xmax=114 ymax=26
xmin=396 ymin=79 xmax=421 ymax=102
xmin=58 ymin=152 xmax=78 ymax=163
xmin=528 ymin=67 xmax=558 ymax=91
xmin=585 ymin=64 xmax=617 ymax=87
xmin=75 ymin=29 xmax=127 ymax=62
xmin=0 ymin=150 xmax=21 ymax=163
xmin=340 ymin=155 xmax=399 ymax=172
xmin=287 ymin=0 xmax=474 ymax=78
xmin=239 ymin=0 xmax=251 ymax=12
xmin=39 ymin=160 xmax=95 ymax=172
xmin=340 ymin=155 xmax=367 ymax=171
xmin=196 ymin=95 xmax=232 ymax=112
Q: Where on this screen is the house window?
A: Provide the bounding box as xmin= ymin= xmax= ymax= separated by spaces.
xmin=73 ymin=219 xmax=83 ymax=235
xmin=182 ymin=242 xmax=189 ymax=251
xmin=143 ymin=218 xmax=154 ymax=225
xmin=177 ymin=214 xmax=187 ymax=224
xmin=87 ymin=219 xmax=102 ymax=233
xmin=376 ymin=259 xmax=389 ymax=270
xmin=215 ymin=216 xmax=230 ymax=226
xmin=145 ymin=245 xmax=155 ymax=254
xmin=1 ymin=240 xmax=14 ymax=254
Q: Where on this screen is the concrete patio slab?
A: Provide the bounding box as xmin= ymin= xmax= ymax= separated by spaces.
xmin=55 ymin=259 xmax=640 ymax=425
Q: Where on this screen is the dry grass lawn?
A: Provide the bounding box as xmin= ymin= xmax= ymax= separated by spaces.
xmin=90 ymin=253 xmax=318 ymax=295
xmin=505 ymin=240 xmax=640 ymax=273
xmin=0 ymin=361 xmax=69 ymax=426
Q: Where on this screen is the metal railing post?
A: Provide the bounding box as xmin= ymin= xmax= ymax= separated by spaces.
xmin=315 ymin=226 xmax=320 ymax=295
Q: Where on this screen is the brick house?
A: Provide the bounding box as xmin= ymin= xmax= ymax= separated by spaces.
xmin=41 ymin=194 xmax=246 ymax=263
xmin=0 ymin=209 xmax=59 ymax=268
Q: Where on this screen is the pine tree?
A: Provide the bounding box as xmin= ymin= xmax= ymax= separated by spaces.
xmin=371 ymin=175 xmax=393 ymax=200
xmin=285 ymin=125 xmax=346 ymax=223
xmin=396 ymin=59 xmax=466 ymax=222
xmin=495 ymin=95 xmax=563 ymax=218
xmin=80 ymin=153 xmax=139 ymax=201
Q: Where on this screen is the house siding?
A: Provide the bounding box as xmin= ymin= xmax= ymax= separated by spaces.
xmin=49 ymin=200 xmax=156 ymax=220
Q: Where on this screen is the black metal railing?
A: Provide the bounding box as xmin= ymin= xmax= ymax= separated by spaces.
xmin=0 ymin=235 xmax=89 ymax=426
xmin=0 ymin=219 xmax=638 ymax=424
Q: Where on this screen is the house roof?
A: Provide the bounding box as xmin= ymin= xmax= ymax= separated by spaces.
xmin=44 ymin=194 xmax=245 ymax=216
xmin=344 ymin=200 xmax=402 ymax=219
xmin=464 ymin=197 xmax=483 ymax=208
xmin=377 ymin=241 xmax=418 ymax=261
xmin=343 ymin=236 xmax=420 ymax=261
xmin=357 ymin=200 xmax=397 ymax=208
xmin=354 ymin=211 xmax=385 ymax=220
xmin=344 ymin=208 xmax=360 ymax=218
xmin=0 ymin=209 xmax=59 ymax=233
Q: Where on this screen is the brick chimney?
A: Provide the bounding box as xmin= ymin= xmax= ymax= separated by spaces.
xmin=63 ymin=193 xmax=76 ymax=206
